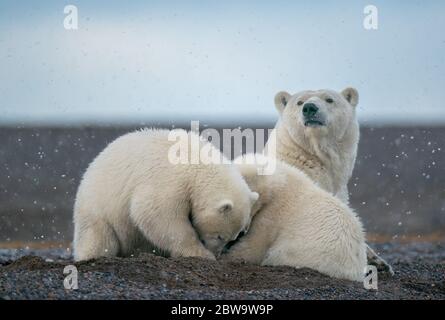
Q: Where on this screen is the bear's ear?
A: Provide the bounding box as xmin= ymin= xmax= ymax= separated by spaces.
xmin=274 ymin=91 xmax=291 ymax=114
xmin=250 ymin=192 xmax=259 ymax=205
xmin=341 ymin=87 xmax=359 ymax=107
xmin=217 ymin=200 xmax=233 ymax=214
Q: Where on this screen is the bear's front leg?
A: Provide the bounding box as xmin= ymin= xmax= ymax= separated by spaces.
xmin=220 ymin=218 xmax=271 ymax=264
xmin=130 ymin=186 xmax=215 ymax=260
xmin=221 ymin=241 xmax=258 ymax=264
xmin=220 ymin=235 xmax=267 ymax=264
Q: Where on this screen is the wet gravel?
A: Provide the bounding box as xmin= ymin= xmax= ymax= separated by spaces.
xmin=0 ymin=242 xmax=444 ymax=300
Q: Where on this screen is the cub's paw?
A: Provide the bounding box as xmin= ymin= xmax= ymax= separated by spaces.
xmin=219 ymin=255 xmax=245 ymax=264
xmin=179 ymin=247 xmax=216 ymax=261
xmin=198 ymin=249 xmax=217 ymax=261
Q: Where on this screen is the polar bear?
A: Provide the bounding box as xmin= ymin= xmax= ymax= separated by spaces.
xmin=268 ymin=88 xmax=359 ymax=203
xmin=73 ymin=129 xmax=259 ymax=261
xmin=266 ymin=87 xmax=392 ymax=273
xmin=222 ymin=155 xmax=367 ymax=282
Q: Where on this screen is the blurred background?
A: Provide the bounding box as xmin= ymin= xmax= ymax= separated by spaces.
xmin=0 ymin=1 xmax=444 ymax=246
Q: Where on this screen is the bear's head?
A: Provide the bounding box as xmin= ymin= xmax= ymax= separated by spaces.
xmin=191 ymin=172 xmax=259 ymax=257
xmin=274 ymin=88 xmax=359 ymax=147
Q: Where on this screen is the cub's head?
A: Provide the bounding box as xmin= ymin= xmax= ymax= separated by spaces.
xmin=274 ymin=88 xmax=359 ymax=144
xmin=191 ymin=177 xmax=259 ymax=257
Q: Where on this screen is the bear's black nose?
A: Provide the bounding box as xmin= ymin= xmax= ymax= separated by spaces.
xmin=302 ymin=103 xmax=319 ymax=117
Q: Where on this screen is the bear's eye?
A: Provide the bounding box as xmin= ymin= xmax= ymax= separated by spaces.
xmin=326 ymin=98 xmax=334 ymax=104
xmin=297 ymin=100 xmax=304 ymax=106
xmin=217 ymin=235 xmax=225 ymax=241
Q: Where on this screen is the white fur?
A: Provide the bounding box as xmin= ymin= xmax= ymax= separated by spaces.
xmin=223 ymin=155 xmax=367 ymax=282
xmin=73 ymin=129 xmax=258 ymax=261
xmin=267 ymin=88 xmax=393 ymax=273
xmin=268 ymin=88 xmax=359 ymax=203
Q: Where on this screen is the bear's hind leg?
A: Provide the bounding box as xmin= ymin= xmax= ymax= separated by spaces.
xmin=366 ymin=244 xmax=394 ymax=275
xmin=74 ymin=220 xmax=120 ymax=261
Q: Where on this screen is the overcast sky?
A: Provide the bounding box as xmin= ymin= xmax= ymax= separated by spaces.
xmin=1 ymin=1 xmax=444 ymax=125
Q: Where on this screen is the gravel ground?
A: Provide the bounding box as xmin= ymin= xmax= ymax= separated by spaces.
xmin=0 ymin=242 xmax=444 ymax=300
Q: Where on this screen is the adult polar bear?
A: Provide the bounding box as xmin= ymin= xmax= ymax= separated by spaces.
xmin=224 ymin=156 xmax=367 ymax=281
xmin=267 ymin=87 xmax=392 ymax=273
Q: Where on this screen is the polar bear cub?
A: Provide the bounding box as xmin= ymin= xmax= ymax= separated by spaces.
xmin=73 ymin=129 xmax=259 ymax=261
xmin=223 ymin=154 xmax=367 ymax=282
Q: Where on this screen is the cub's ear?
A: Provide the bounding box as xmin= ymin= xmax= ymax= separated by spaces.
xmin=218 ymin=200 xmax=233 ymax=214
xmin=250 ymin=192 xmax=259 ymax=205
xmin=274 ymin=91 xmax=291 ymax=114
xmin=341 ymin=87 xmax=359 ymax=107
